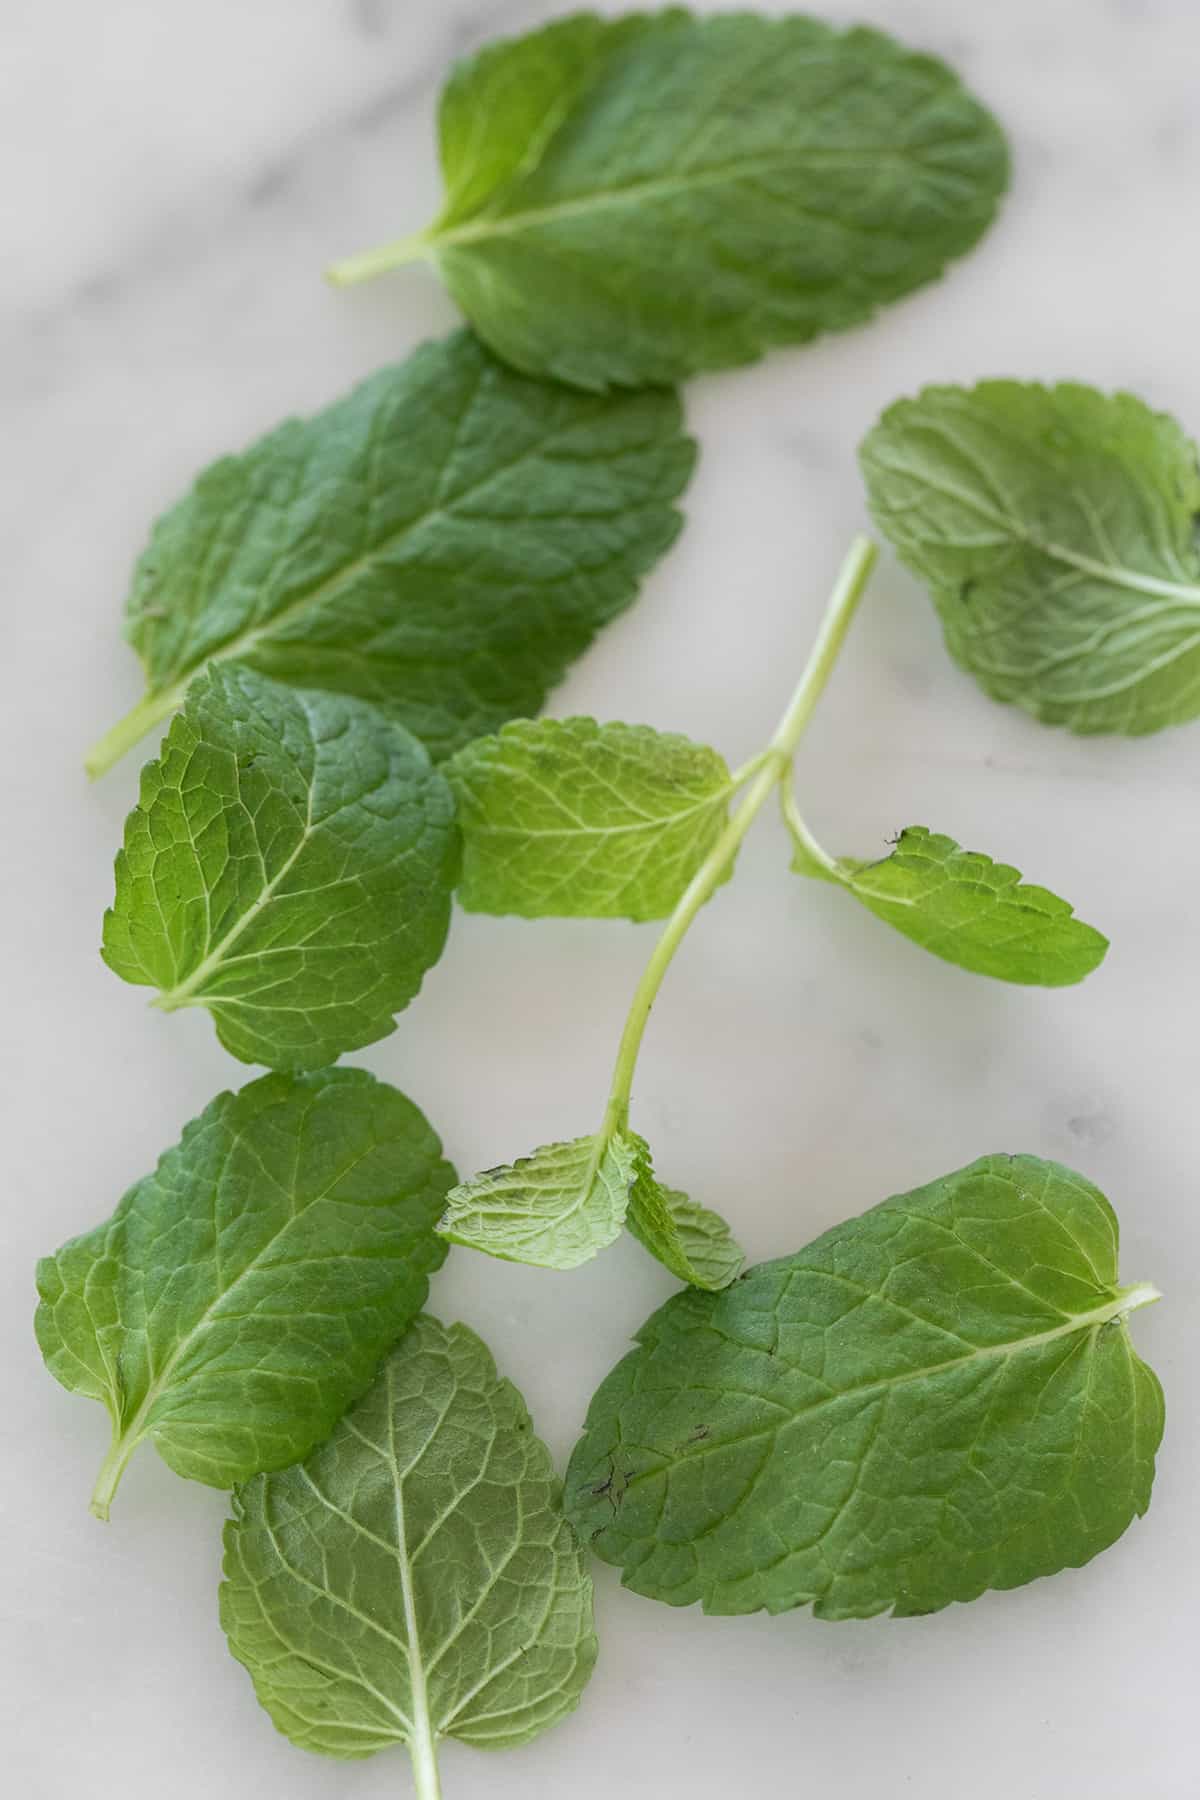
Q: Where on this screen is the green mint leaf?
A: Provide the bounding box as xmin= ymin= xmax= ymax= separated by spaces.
xmin=860 ymin=381 xmax=1200 ymax=735
xmin=221 ymin=1315 xmax=596 ymax=1775
xmin=364 ymin=12 xmax=1007 ymax=389
xmin=102 ymin=664 xmax=457 ymax=1070
xmin=35 ymin=1069 xmax=453 ymax=1518
xmin=446 ymin=718 xmax=733 ymax=920
xmin=566 ymin=1154 xmax=1162 ymax=1618
xmin=87 ymin=330 xmax=694 ymax=773
xmin=798 ymin=824 xmax=1108 ymax=986
xmin=626 ymin=1134 xmax=743 ymax=1291
xmin=439 ymin=1133 xmax=638 ymax=1269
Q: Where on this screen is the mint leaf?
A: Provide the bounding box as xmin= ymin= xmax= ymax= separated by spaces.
xmin=860 ymin=381 xmax=1200 ymax=735
xmin=35 ymin=1069 xmax=452 ymax=1518
xmin=86 ymin=330 xmax=694 ymax=774
xmin=795 ymin=824 xmax=1108 ymax=986
xmin=447 ymin=718 xmax=733 ymax=920
xmin=102 ymin=664 xmax=457 ymax=1070
xmin=221 ymin=1316 xmax=596 ymax=1779
xmin=626 ymin=1135 xmax=743 ymax=1291
xmin=438 ymin=1133 xmax=638 ymax=1270
xmin=566 ymin=1155 xmax=1162 ymax=1618
xmin=333 ymin=13 xmax=1007 ymax=389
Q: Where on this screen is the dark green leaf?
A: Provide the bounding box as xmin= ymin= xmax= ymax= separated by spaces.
xmin=336 ymin=12 xmax=1008 ymax=389
xmin=86 ymin=331 xmax=694 ymax=773
xmin=102 ymin=664 xmax=457 ymax=1069
xmin=566 ymin=1154 xmax=1162 ymax=1618
xmin=36 ymin=1069 xmax=452 ymax=1517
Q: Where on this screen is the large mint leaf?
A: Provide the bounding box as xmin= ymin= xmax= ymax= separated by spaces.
xmin=336 ymin=13 xmax=1007 ymax=389
xmin=447 ymin=718 xmax=733 ymax=920
xmin=860 ymin=381 xmax=1200 ymax=735
xmin=102 ymin=664 xmax=457 ymax=1070
xmin=438 ymin=1133 xmax=638 ymax=1270
xmin=566 ymin=1155 xmax=1162 ymax=1618
xmin=792 ymin=824 xmax=1108 ymax=986
xmin=221 ymin=1315 xmax=596 ymax=1778
xmin=35 ymin=1069 xmax=452 ymax=1518
xmin=86 ymin=330 xmax=694 ymax=772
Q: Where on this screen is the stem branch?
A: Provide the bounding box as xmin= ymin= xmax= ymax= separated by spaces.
xmin=601 ymin=535 xmax=876 ymax=1137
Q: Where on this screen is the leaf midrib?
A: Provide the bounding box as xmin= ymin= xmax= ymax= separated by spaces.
xmin=156 ymin=771 xmax=317 ymax=1009
xmin=464 ymin=782 xmax=730 ymax=842
xmin=888 ymin=461 xmax=1200 ymax=606
xmin=620 ymin=1283 xmax=1157 ymax=1493
xmin=388 ymin=1359 xmax=442 ymax=1783
xmin=434 ymin=143 xmax=978 ymax=252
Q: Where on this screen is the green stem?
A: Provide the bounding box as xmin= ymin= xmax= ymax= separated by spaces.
xmin=84 ymin=683 xmax=185 ymax=779
xmin=600 ymin=535 xmax=876 ymax=1138
xmin=326 ymin=231 xmax=434 ymax=287
xmin=779 ymin=769 xmax=842 ymax=881
xmin=90 ymin=1428 xmax=138 ymax=1522
xmin=407 ymin=1720 xmax=443 ymax=1800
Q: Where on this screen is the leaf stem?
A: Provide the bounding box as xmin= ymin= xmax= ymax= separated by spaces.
xmin=407 ymin=1720 xmax=443 ymax=1800
xmin=1116 ymin=1281 xmax=1162 ymax=1315
xmin=90 ymin=1427 xmax=138 ymax=1522
xmin=601 ymin=535 xmax=876 ymax=1137
xmin=84 ymin=683 xmax=185 ymax=779
xmin=779 ymin=770 xmax=843 ymax=881
xmin=326 ymin=231 xmax=434 ymax=287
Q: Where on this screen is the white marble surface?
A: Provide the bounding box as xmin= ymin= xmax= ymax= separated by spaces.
xmin=5 ymin=1 xmax=1198 ymax=1794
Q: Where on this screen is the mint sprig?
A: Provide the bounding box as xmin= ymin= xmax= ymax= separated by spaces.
xmin=440 ymin=538 xmax=1106 ymax=1278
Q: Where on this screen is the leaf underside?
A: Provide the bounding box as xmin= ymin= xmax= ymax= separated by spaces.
xmin=35 ymin=1069 xmax=453 ymax=1498
xmin=625 ymin=1134 xmax=744 ymax=1290
xmin=102 ymin=664 xmax=458 ymax=1069
xmin=447 ymin=716 xmax=733 ymax=920
xmin=423 ymin=11 xmax=1009 ymax=387
xmin=121 ymin=329 xmax=694 ymax=759
xmin=860 ymin=380 xmax=1200 ymax=735
xmin=221 ymin=1316 xmax=597 ymax=1760
xmin=566 ymin=1154 xmax=1162 ymax=1618
xmin=824 ymin=825 xmax=1108 ymax=986
xmin=439 ymin=1133 xmax=638 ymax=1269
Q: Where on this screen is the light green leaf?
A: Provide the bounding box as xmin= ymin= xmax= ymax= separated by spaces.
xmin=793 ymin=824 xmax=1108 ymax=986
xmin=860 ymin=381 xmax=1200 ymax=735
xmin=626 ymin=1134 xmax=743 ymax=1291
xmin=85 ymin=330 xmax=694 ymax=773
xmin=221 ymin=1316 xmax=596 ymax=1779
xmin=566 ymin=1154 xmax=1163 ymax=1618
xmin=333 ymin=13 xmax=1008 ymax=390
xmin=446 ymin=718 xmax=733 ymax=920
xmin=102 ymin=664 xmax=457 ymax=1070
xmin=35 ymin=1069 xmax=452 ymax=1518
xmin=438 ymin=1133 xmax=638 ymax=1270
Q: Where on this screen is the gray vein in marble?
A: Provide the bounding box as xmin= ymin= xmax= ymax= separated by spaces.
xmin=15 ymin=0 xmax=541 ymax=341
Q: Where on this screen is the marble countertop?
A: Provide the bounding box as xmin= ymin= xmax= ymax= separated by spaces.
xmin=6 ymin=2 xmax=1196 ymax=1795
